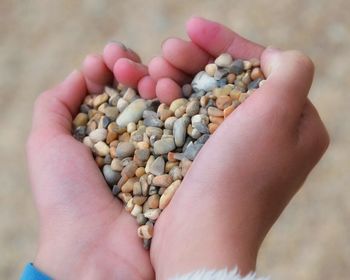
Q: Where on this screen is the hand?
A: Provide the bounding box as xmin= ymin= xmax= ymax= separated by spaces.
xmin=143 ymin=17 xmax=330 ymax=279
xmin=26 ymin=45 xmax=155 ymax=280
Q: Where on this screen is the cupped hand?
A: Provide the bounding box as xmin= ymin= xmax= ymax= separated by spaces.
xmin=144 ymin=17 xmax=330 ymax=279
xmin=26 ymin=46 xmax=155 ymax=280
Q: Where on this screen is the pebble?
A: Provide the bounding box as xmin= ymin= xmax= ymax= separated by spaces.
xmin=182 ymin=84 xmax=192 ymax=98
xmin=207 ymin=106 xmax=224 ymax=117
xmin=121 ymin=177 xmax=138 ymax=193
xmin=137 ymin=224 xmax=153 ymax=239
xmin=73 ymin=113 xmax=88 ymax=127
xmin=133 ymin=196 xmax=147 ymax=206
xmin=184 ymin=142 xmax=204 ymax=160
xmin=111 ymin=158 xmax=123 ymax=171
xmin=169 ymin=98 xmax=188 ymax=112
xmin=116 ymin=99 xmax=148 ymax=127
xmin=152 ymin=174 xmax=173 ymax=187
xmin=191 ymin=71 xmax=218 ymax=92
xmin=136 ymin=213 xmax=147 ymax=225
xmin=230 ymin=59 xmax=244 ymax=75
xmin=83 ymin=136 xmax=94 ymax=148
xmin=93 ymin=92 xmax=108 ymax=108
xmin=103 ymin=165 xmax=121 ymax=187
xmin=131 ymin=204 xmax=143 ymax=217
xmin=134 ymin=148 xmax=150 ymax=162
xmin=153 ymin=137 xmax=176 ymax=155
xmin=93 ymin=141 xmax=110 ymax=157
xmin=215 ymin=53 xmax=233 ymax=67
xmin=159 ymin=180 xmax=181 ymax=209
xmin=147 ymin=194 xmax=160 ymax=209
xmin=116 ymin=142 xmax=135 ymax=159
xmin=144 ymin=208 xmax=161 ymax=220
xmin=186 ymin=100 xmax=200 ymax=117
xmin=89 ymin=128 xmax=107 ymax=143
xmin=216 ymin=96 xmax=232 ymax=110
xmin=248 ymin=78 xmax=263 ymax=90
xmin=121 ymin=161 xmax=138 ymax=178
xmin=205 ymin=63 xmax=217 ymax=77
xmin=173 ymin=117 xmax=188 ymax=147
xmin=149 ymin=156 xmax=165 ymax=176
xmin=144 ymin=117 xmax=163 ymax=128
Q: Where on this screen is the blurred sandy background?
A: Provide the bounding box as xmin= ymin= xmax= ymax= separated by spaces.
xmin=1 ymin=0 xmax=349 ymax=279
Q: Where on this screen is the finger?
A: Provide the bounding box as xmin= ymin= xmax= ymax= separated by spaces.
xmin=138 ymin=75 xmax=157 ymax=99
xmin=258 ymin=48 xmax=315 ymax=119
xmin=149 ymin=56 xmax=192 ymax=83
xmin=186 ymin=16 xmax=264 ymax=59
xmin=103 ymin=41 xmax=141 ymax=71
xmin=31 ymin=70 xmax=86 ymax=135
xmin=82 ymin=54 xmax=113 ymax=94
xmin=113 ymin=58 xmax=148 ymax=87
xmin=162 ymin=38 xmax=210 ymax=75
xmin=156 ymin=78 xmax=182 ymax=104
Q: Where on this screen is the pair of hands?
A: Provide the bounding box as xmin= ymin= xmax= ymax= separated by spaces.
xmin=26 ymin=17 xmax=329 ymax=280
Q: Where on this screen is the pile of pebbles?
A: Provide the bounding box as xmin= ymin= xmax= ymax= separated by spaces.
xmin=72 ymin=53 xmax=265 ymax=249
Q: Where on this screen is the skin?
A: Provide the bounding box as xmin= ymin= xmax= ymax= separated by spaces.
xmin=27 ymin=17 xmax=329 ymax=279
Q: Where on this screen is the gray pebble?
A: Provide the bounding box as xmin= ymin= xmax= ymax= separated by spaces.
xmin=173 ymin=117 xmax=189 ymax=147
xmin=143 ymin=110 xmax=157 ymax=119
xmin=191 ymin=71 xmax=218 ymax=92
xmin=134 ymin=149 xmax=150 ymax=162
xmin=116 ymin=99 xmax=147 ymax=128
xmin=144 ymin=117 xmax=163 ymax=128
xmin=248 ymin=78 xmax=263 ymax=90
xmin=73 ymin=126 xmax=86 ymax=141
xmin=103 ymin=165 xmax=121 ymax=187
xmin=164 ymin=116 xmax=177 ymax=130
xmin=112 ymin=185 xmax=121 ymax=196
xmin=195 ymin=134 xmax=210 ymax=145
xmin=149 ymin=156 xmax=165 ymax=176
xmin=182 ymin=84 xmax=192 ymax=98
xmin=136 ymin=213 xmax=148 ymax=225
xmin=184 ymin=142 xmax=204 ymax=160
xmin=153 ymin=137 xmax=176 ymax=155
xmin=230 ymin=59 xmax=244 ymax=75
xmin=116 ymin=142 xmax=135 ymax=158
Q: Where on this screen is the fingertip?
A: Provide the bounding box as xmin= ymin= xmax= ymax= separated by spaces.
xmin=138 ymin=76 xmax=157 ymax=100
xmin=113 ymin=58 xmax=148 ymax=87
xmin=156 ymin=78 xmax=182 ymax=105
xmin=103 ymin=42 xmax=141 ymax=71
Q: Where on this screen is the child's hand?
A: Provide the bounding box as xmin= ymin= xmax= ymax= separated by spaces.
xmin=26 ymin=46 xmax=155 ymax=279
xmin=147 ymin=17 xmax=329 ymax=279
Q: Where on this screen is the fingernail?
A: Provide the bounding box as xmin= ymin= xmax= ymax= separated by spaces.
xmin=266 ymin=45 xmax=282 ymax=53
xmin=108 ymin=40 xmax=127 ymax=51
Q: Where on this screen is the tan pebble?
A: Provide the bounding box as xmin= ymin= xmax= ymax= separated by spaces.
xmin=118 ymin=132 xmax=130 ymax=142
xmin=133 ymin=196 xmax=147 ymax=206
xmin=242 ymin=72 xmax=251 ymax=85
xmin=208 ymin=123 xmax=219 ymax=134
xmin=125 ymin=199 xmax=134 ymax=212
xmin=159 ymin=180 xmax=181 ymax=209
xmin=147 ymin=174 xmax=154 ymax=185
xmin=135 ymin=167 xmax=145 ymax=177
xmin=169 ymin=98 xmax=188 ymax=112
xmin=83 ymin=136 xmax=94 ymax=148
xmin=123 ymin=87 xmax=137 ymax=102
xmin=207 ymin=106 xmax=224 ymax=117
xmin=84 ymin=95 xmax=94 ymax=107
xmin=144 ymin=208 xmax=161 ymax=220
xmin=93 ymin=141 xmax=110 ymax=157
xmin=216 ymin=96 xmax=232 ymax=110
xmin=136 ymin=141 xmax=149 ymax=150
xmin=251 ymin=67 xmax=264 ymax=80
xmin=116 ymin=98 xmax=129 ymax=112
xmin=174 ymin=105 xmax=187 ymax=118
xmin=121 ymin=161 xmax=138 ymax=178
xmin=223 ymin=105 xmax=235 ymax=118
xmin=131 ymin=204 xmax=143 ymax=217
xmin=73 ymin=112 xmax=89 ymax=127
xmin=87 ymin=120 xmax=97 ymax=134
xmin=137 ymin=224 xmax=153 ymax=239
xmin=213 ymin=87 xmax=231 ymax=97
xmin=121 ymin=177 xmax=138 ymax=193
xmin=111 ymin=158 xmax=123 ymax=171
xmin=97 ymin=103 xmax=108 ymax=114
xmin=109 ymin=140 xmax=119 ymax=147
xmin=200 ymin=96 xmax=209 ymax=107
xmin=95 ymin=156 xmax=105 ymax=168
xmin=152 ymin=174 xmax=173 ymax=188
xmin=205 ymin=63 xmax=217 ymax=77
xmin=93 ymin=92 xmax=108 ymax=108
xmin=169 ymin=166 xmax=182 ymax=181
xmin=144 ymin=155 xmax=155 ymax=173
xmin=165 ymin=161 xmax=178 ymax=173
xmin=243 ymin=60 xmax=252 ymax=70
xmin=250 ymin=57 xmax=260 ymax=67
xmin=230 ymin=90 xmax=241 ymax=100
xmin=158 ymin=187 xmax=166 ymax=195
xmin=133 ymin=181 xmax=142 ymax=196
xmin=117 ymin=176 xmax=128 ymax=188
xmin=109 ymin=146 xmax=117 ymax=158
xmin=147 ymin=194 xmax=160 ymax=209
xmin=104 ymin=105 xmax=119 ymax=120
xmin=164 ymin=116 xmax=177 ymax=130
xmin=180 ymin=158 xmax=192 ymax=177
xmin=209 ymin=115 xmax=224 ymax=125
xmin=226 ymin=73 xmax=236 ymax=84
xmin=159 ymin=108 xmax=173 ymax=121
xmin=239 ymin=93 xmax=249 ymax=103
xmin=106 ymin=131 xmax=117 ymax=144
xmin=186 ymin=100 xmax=200 ymax=117
xmin=127 ymin=122 xmax=137 ymax=133
xmin=118 ymin=192 xmax=132 ymax=203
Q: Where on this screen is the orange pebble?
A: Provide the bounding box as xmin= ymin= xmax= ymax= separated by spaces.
xmin=209 ymin=116 xmax=224 ymax=125
xmin=208 ymin=123 xmax=219 ymax=134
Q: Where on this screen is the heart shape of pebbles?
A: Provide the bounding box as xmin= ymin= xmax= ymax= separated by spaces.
xmin=72 ymin=53 xmax=265 ymax=249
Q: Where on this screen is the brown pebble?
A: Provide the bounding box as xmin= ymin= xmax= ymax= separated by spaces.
xmin=223 ymin=105 xmax=235 ymax=118
xmin=95 ymin=156 xmax=105 ymax=168
xmin=226 ymin=73 xmax=236 ymax=84
xmin=207 ymin=106 xmax=224 ymax=117
xmin=121 ymin=177 xmax=138 ymax=193
xmin=159 ymin=180 xmax=181 ymax=209
xmin=135 ymin=167 xmax=145 ymax=177
xmin=209 ymin=115 xmax=224 ymax=125
xmin=216 ymin=95 xmax=232 ymax=110
xmin=152 ymin=174 xmax=173 ymax=188
xmin=133 ymin=196 xmax=147 ymax=206
xmin=147 ymin=194 xmax=160 ymax=209
xmin=137 ymin=224 xmax=153 ymax=239
xmin=251 ymin=67 xmax=264 ymax=80
xmin=121 ymin=161 xmax=138 ymax=178
xmin=208 ymin=123 xmax=219 ymax=134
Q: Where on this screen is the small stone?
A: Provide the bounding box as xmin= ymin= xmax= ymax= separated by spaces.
xmin=133 ymin=196 xmax=147 ymax=206
xmin=144 ymin=116 xmax=163 ymax=128
xmin=135 ymin=167 xmax=145 ymax=177
xmin=195 ymin=134 xmax=210 ymax=145
xmin=112 ymin=185 xmax=121 ymax=196
xmin=118 ymin=192 xmax=132 ymax=203
xmin=153 ymin=137 xmax=176 ymax=155
xmin=83 ymin=136 xmax=94 ymax=148
xmin=191 ymin=71 xmax=217 ymax=92
xmin=136 ymin=141 xmax=150 ymax=150
xmin=239 ymin=92 xmax=250 ymax=102
xmin=169 ymin=166 xmax=182 ymax=181
xmin=159 ymin=180 xmax=181 ymax=209
xmin=116 ymin=142 xmax=135 ymax=159
xmin=127 ymin=122 xmax=137 ymax=133
xmin=216 ymin=96 xmax=232 ymax=110
xmin=180 ymin=158 xmax=192 ymax=176
xmin=104 ymin=106 xmax=119 ymax=121
xmin=182 ymin=84 xmax=192 ymax=98
xmin=123 ymin=87 xmax=137 ymax=102
xmin=223 ymin=105 xmax=235 ymax=118
xmin=143 ymin=239 xmax=151 ymax=250
xmin=230 ymin=59 xmax=244 ymax=75
xmin=148 ymin=185 xmax=158 ymax=196
xmin=144 ymin=155 xmax=155 ymax=173
xmin=165 ymin=161 xmax=178 ymax=172
xmin=226 ymin=73 xmax=236 ymax=84
xmin=131 ymin=204 xmax=143 ymax=217
xmin=153 ymin=174 xmax=173 ymax=188
xmin=205 ymin=63 xmax=217 ymax=77
xmin=134 ymin=149 xmax=150 ymax=162
xmin=169 ymin=98 xmax=188 ymax=112
xmin=116 ymin=99 xmax=148 ymax=128
xmin=125 ymin=199 xmax=134 ymax=212
xmin=93 ymin=92 xmax=108 ymax=108
xmin=186 ymin=100 xmax=200 ymax=117
xmin=89 ymin=128 xmax=107 ymax=143
xmin=173 ymin=117 xmax=188 ymax=147
xmin=136 ymin=213 xmax=148 ymax=225
xmin=93 ymin=141 xmax=110 ymax=157
xmin=149 ymin=156 xmax=165 ymax=176
xmin=164 ymin=116 xmax=177 ymax=130
xmin=116 ymin=98 xmax=129 ymax=113
xmin=251 ymin=67 xmax=264 ymax=80
xmin=243 ymin=60 xmax=252 ymax=70
xmin=209 ymin=115 xmax=224 ymax=125
xmin=207 ymin=106 xmax=224 ymax=117
xmin=214 ymin=68 xmax=229 ymax=80
xmin=137 ymin=224 xmax=153 ymax=239
xmin=144 ymin=208 xmax=161 ymax=220
xmin=174 ymin=105 xmax=187 ymax=118
xmin=215 ymin=53 xmax=233 ymax=67
xmin=121 ymin=161 xmax=138 ymax=178
xmin=73 ymin=113 xmax=89 ymax=127
xmin=103 ymin=165 xmax=121 ymax=187
xmin=111 ymin=158 xmax=123 ymax=171
xmin=121 ymin=177 xmax=138 ymax=193
xmin=184 ymin=142 xmax=203 ymax=160
xmin=248 ymin=78 xmax=263 ymax=90
xmin=208 ymin=123 xmax=219 ymax=134
xmin=147 ymin=194 xmax=160 ymax=209
xmin=133 ymin=181 xmax=142 ymax=196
